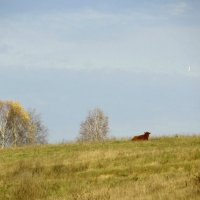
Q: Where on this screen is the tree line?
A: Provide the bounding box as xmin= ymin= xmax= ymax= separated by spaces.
xmin=0 ymin=100 xmax=109 ymax=148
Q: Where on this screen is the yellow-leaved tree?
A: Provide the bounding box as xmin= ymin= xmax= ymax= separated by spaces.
xmin=0 ymin=100 xmax=48 ymax=148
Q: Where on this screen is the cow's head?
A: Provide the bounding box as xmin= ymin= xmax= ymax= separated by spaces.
xmin=144 ymin=132 xmax=151 ymax=135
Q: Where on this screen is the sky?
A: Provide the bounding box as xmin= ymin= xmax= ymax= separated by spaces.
xmin=0 ymin=0 xmax=200 ymax=143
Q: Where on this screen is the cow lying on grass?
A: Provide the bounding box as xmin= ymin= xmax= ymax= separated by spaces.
xmin=131 ymin=132 xmax=151 ymax=141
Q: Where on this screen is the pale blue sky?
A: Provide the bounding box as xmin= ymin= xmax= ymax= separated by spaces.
xmin=0 ymin=1 xmax=200 ymax=142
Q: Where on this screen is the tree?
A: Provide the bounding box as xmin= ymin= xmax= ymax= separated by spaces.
xmin=28 ymin=109 xmax=48 ymax=144
xmin=0 ymin=100 xmax=48 ymax=148
xmin=0 ymin=102 xmax=10 ymax=148
xmin=0 ymin=100 xmax=31 ymax=148
xmin=79 ymin=108 xmax=109 ymax=142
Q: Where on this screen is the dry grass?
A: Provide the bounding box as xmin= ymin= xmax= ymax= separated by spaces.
xmin=0 ymin=135 xmax=200 ymax=199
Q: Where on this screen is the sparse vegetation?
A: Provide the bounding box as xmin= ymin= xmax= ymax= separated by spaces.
xmin=0 ymin=135 xmax=200 ymax=199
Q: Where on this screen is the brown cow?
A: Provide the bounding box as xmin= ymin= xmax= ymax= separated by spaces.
xmin=131 ymin=131 xmax=151 ymax=141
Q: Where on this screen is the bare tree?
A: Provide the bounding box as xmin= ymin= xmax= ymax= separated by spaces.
xmin=79 ymin=108 xmax=109 ymax=142
xmin=28 ymin=109 xmax=48 ymax=144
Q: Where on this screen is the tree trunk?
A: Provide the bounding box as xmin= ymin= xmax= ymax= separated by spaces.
xmin=0 ymin=130 xmax=5 ymax=149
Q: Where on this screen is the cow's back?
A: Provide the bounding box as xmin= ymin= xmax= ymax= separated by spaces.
xmin=131 ymin=132 xmax=150 ymax=141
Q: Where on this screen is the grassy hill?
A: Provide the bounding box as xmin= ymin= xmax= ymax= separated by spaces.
xmin=0 ymin=135 xmax=200 ymax=200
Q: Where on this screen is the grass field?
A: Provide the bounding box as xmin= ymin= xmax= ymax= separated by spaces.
xmin=0 ymin=135 xmax=200 ymax=200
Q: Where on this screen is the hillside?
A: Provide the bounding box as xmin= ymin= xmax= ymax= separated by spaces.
xmin=0 ymin=135 xmax=200 ymax=200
